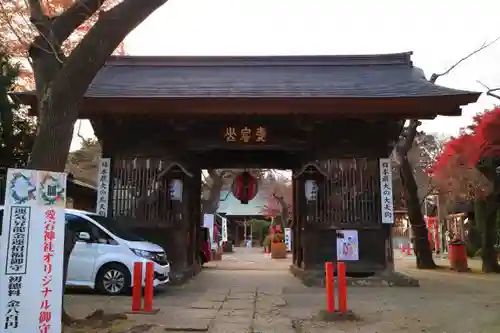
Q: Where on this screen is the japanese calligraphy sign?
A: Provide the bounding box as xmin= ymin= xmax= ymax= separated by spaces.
xmin=304 ymin=180 xmax=318 ymax=201
xmin=284 ymin=228 xmax=292 ymax=252
xmin=96 ymin=158 xmax=111 ymax=216
xmin=221 ymin=217 xmax=228 ymax=243
xmin=224 ymin=126 xmax=267 ymax=143
xmin=379 ymin=158 xmax=394 ymax=224
xmin=0 ymin=168 xmax=66 ymax=333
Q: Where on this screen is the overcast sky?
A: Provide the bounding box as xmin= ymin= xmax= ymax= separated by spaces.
xmin=72 ymin=0 xmax=500 ymax=150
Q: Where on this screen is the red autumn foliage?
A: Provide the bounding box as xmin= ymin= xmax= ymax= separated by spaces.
xmin=0 ymin=0 xmax=125 ymax=90
xmin=430 ymin=106 xmax=500 ymax=199
xmin=261 ymin=180 xmax=292 ymax=218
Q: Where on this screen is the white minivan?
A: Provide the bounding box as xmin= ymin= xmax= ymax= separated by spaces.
xmin=0 ymin=207 xmax=170 ymax=295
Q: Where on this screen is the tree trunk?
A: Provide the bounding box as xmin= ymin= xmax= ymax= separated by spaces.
xmin=273 ymin=194 xmax=289 ymax=227
xmin=475 ymin=160 xmax=500 ymax=273
xmin=202 ymin=170 xmax=224 ymax=215
xmin=399 ymin=153 xmax=436 ymax=269
xmin=27 ymin=100 xmax=78 ymax=171
xmin=481 ymin=193 xmax=500 ymax=273
xmin=26 ymin=96 xmax=79 ymax=323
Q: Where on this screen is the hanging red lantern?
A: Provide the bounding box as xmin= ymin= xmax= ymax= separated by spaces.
xmin=232 ymin=171 xmax=259 ymax=204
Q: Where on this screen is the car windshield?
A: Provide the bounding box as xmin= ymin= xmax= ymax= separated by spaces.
xmin=85 ymin=214 xmax=144 ymax=242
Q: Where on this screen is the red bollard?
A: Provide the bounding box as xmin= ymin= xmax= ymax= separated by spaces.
xmin=325 ymin=262 xmax=335 ymax=312
xmin=337 ymin=262 xmax=347 ymax=313
xmin=401 ymin=245 xmax=405 ymax=253
xmin=144 ymin=261 xmax=154 ymax=312
xmin=132 ymin=262 xmax=143 ymax=312
xmin=406 ymin=246 xmax=411 ymax=256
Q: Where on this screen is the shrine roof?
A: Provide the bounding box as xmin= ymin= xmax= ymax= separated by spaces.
xmin=217 ymin=190 xmax=266 ymax=216
xmin=80 ymin=52 xmax=478 ymax=99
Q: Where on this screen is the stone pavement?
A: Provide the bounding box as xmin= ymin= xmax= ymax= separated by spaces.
xmin=65 ymin=247 xmax=500 ymax=333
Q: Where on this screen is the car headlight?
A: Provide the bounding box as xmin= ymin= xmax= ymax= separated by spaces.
xmin=130 ymin=248 xmax=156 ymax=260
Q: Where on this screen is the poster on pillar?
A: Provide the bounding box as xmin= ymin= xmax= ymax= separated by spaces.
xmin=96 ymin=158 xmax=111 ymax=216
xmin=379 ymin=158 xmax=394 ymax=224
xmin=221 ymin=217 xmax=228 ymax=242
xmin=0 ymin=168 xmax=67 ymax=333
xmin=336 ymin=230 xmax=359 ymax=261
xmin=284 ymin=228 xmax=292 ymax=251
xmin=203 ymin=214 xmax=215 ymax=249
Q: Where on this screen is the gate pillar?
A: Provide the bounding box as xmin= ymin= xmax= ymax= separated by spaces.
xmin=290 ymin=163 xmax=330 ymax=283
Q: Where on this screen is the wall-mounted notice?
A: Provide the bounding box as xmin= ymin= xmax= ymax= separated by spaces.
xmin=96 ymin=158 xmax=111 ymax=216
xmin=0 ymin=168 xmax=67 ymax=333
xmin=336 ymin=229 xmax=359 ymax=261
xmin=379 ymin=158 xmax=394 ymax=224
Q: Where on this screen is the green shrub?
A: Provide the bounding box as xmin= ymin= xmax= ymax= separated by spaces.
xmin=466 ymin=244 xmax=478 ymax=258
xmin=474 ymin=247 xmax=500 ymax=258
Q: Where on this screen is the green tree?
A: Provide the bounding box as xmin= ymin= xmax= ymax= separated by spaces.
xmin=0 ymin=53 xmax=36 ymax=202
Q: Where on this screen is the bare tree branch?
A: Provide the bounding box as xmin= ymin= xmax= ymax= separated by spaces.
xmin=419 ymin=179 xmax=437 ymax=206
xmin=429 ymin=35 xmax=500 ymax=83
xmin=26 ymin=0 xmax=45 ymax=22
xmin=476 ymin=80 xmax=500 ymax=101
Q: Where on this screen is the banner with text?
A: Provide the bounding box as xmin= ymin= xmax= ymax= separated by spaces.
xmin=96 ymin=158 xmax=111 ymax=216
xmin=203 ymin=214 xmax=215 ymax=250
xmin=221 ymin=217 xmax=228 ymax=242
xmin=284 ymin=228 xmax=292 ymax=251
xmin=379 ymin=158 xmax=394 ymax=224
xmin=0 ymin=168 xmax=67 ymax=333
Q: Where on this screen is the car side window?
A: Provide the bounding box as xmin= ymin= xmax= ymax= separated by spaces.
xmin=65 ymin=214 xmax=115 ymax=244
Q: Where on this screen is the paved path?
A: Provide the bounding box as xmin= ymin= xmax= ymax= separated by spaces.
xmin=65 ymin=247 xmax=500 ymax=333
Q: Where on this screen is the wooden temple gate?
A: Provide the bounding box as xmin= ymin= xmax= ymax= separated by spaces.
xmin=20 ymin=52 xmax=479 ymax=284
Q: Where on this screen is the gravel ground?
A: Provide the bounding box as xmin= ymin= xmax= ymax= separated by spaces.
xmin=63 ymin=248 xmax=500 ymax=333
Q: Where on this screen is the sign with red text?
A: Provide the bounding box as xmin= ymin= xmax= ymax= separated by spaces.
xmin=0 ymin=168 xmax=67 ymax=333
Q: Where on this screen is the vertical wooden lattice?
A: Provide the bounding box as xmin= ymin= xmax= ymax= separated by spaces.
xmin=313 ymin=158 xmax=382 ymax=228
xmin=112 ymin=158 xmax=176 ymax=226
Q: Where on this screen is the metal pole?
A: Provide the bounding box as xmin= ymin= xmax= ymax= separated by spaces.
xmin=436 ymin=194 xmax=443 ymax=254
xmin=244 ymin=219 xmax=247 ymax=244
xmin=250 ymin=223 xmax=253 ymax=247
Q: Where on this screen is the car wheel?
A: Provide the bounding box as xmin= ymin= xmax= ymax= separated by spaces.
xmin=96 ymin=263 xmax=131 ymax=295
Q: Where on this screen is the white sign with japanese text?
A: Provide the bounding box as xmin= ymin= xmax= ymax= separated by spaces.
xmin=203 ymin=214 xmax=216 ymax=250
xmin=304 ymin=180 xmax=318 ymax=201
xmin=96 ymin=158 xmax=111 ymax=216
xmin=284 ymin=228 xmax=292 ymax=251
xmin=221 ymin=217 xmax=228 ymax=242
xmin=379 ymin=158 xmax=394 ymax=224
xmin=0 ymin=168 xmax=67 ymax=333
xmin=169 ymin=179 xmax=183 ymax=201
